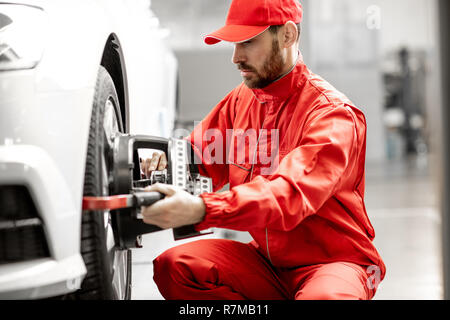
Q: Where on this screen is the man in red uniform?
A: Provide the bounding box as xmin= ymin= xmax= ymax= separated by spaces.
xmin=141 ymin=0 xmax=386 ymax=300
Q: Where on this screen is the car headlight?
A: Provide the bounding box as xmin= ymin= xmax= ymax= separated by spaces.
xmin=0 ymin=4 xmax=47 ymax=71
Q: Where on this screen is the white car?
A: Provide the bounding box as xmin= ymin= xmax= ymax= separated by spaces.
xmin=0 ymin=0 xmax=178 ymax=299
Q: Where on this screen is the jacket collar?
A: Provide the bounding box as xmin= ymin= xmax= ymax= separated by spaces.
xmin=251 ymin=51 xmax=307 ymax=103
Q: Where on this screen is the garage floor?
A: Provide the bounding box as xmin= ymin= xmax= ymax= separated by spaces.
xmin=131 ymin=155 xmax=443 ymax=300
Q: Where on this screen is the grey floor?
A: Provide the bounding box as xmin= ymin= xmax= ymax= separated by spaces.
xmin=131 ymin=154 xmax=443 ymax=300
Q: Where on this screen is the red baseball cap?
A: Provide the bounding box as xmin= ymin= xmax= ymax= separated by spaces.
xmin=204 ymin=0 xmax=303 ymax=45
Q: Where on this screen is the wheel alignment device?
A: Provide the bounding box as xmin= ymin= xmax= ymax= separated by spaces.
xmin=82 ymin=134 xmax=213 ymax=249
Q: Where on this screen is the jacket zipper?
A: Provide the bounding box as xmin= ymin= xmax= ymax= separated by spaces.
xmin=249 ymin=104 xmax=273 ymax=264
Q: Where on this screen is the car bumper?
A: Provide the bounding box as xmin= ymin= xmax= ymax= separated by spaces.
xmin=0 ymin=255 xmax=86 ymax=299
xmin=0 ymin=70 xmax=93 ymax=298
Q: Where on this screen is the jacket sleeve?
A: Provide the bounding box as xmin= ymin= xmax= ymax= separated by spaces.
xmin=195 ymin=105 xmax=358 ymax=232
xmin=186 ymin=89 xmax=238 ymax=192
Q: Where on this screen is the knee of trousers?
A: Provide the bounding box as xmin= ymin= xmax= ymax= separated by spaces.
xmin=153 ymin=246 xmax=185 ymax=287
xmin=153 ymin=244 xmax=216 ymax=289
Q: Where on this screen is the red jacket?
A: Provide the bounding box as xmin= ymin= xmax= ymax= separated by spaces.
xmin=189 ymin=59 xmax=386 ymax=280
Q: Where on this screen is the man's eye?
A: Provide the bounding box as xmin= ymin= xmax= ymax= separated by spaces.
xmin=243 ymin=40 xmax=252 ymax=45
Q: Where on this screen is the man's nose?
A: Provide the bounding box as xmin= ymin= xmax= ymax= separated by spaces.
xmin=232 ymin=44 xmax=245 ymax=65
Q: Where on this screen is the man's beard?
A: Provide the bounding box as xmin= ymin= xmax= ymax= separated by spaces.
xmin=238 ymin=38 xmax=285 ymax=89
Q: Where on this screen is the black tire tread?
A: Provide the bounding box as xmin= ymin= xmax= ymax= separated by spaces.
xmin=65 ymin=66 xmax=131 ymax=300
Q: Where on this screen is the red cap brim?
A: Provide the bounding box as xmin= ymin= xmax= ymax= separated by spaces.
xmin=204 ymin=25 xmax=270 ymax=45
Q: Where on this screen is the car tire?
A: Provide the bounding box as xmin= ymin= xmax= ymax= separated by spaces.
xmin=66 ymin=66 xmax=132 ymax=300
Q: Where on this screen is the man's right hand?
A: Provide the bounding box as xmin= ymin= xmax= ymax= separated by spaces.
xmin=140 ymin=152 xmax=167 ymax=178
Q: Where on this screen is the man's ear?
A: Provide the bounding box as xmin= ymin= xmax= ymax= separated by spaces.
xmin=282 ymin=21 xmax=298 ymax=48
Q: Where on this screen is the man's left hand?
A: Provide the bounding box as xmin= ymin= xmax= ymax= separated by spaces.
xmin=141 ymin=183 xmax=206 ymax=229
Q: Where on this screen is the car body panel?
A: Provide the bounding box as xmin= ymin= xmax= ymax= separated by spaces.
xmin=0 ymin=0 xmax=177 ymax=298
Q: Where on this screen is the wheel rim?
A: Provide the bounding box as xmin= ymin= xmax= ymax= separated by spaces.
xmin=102 ymin=97 xmax=129 ymax=300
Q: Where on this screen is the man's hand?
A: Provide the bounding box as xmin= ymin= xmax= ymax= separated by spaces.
xmin=141 ymin=183 xmax=206 ymax=229
xmin=140 ymin=152 xmax=167 ymax=178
